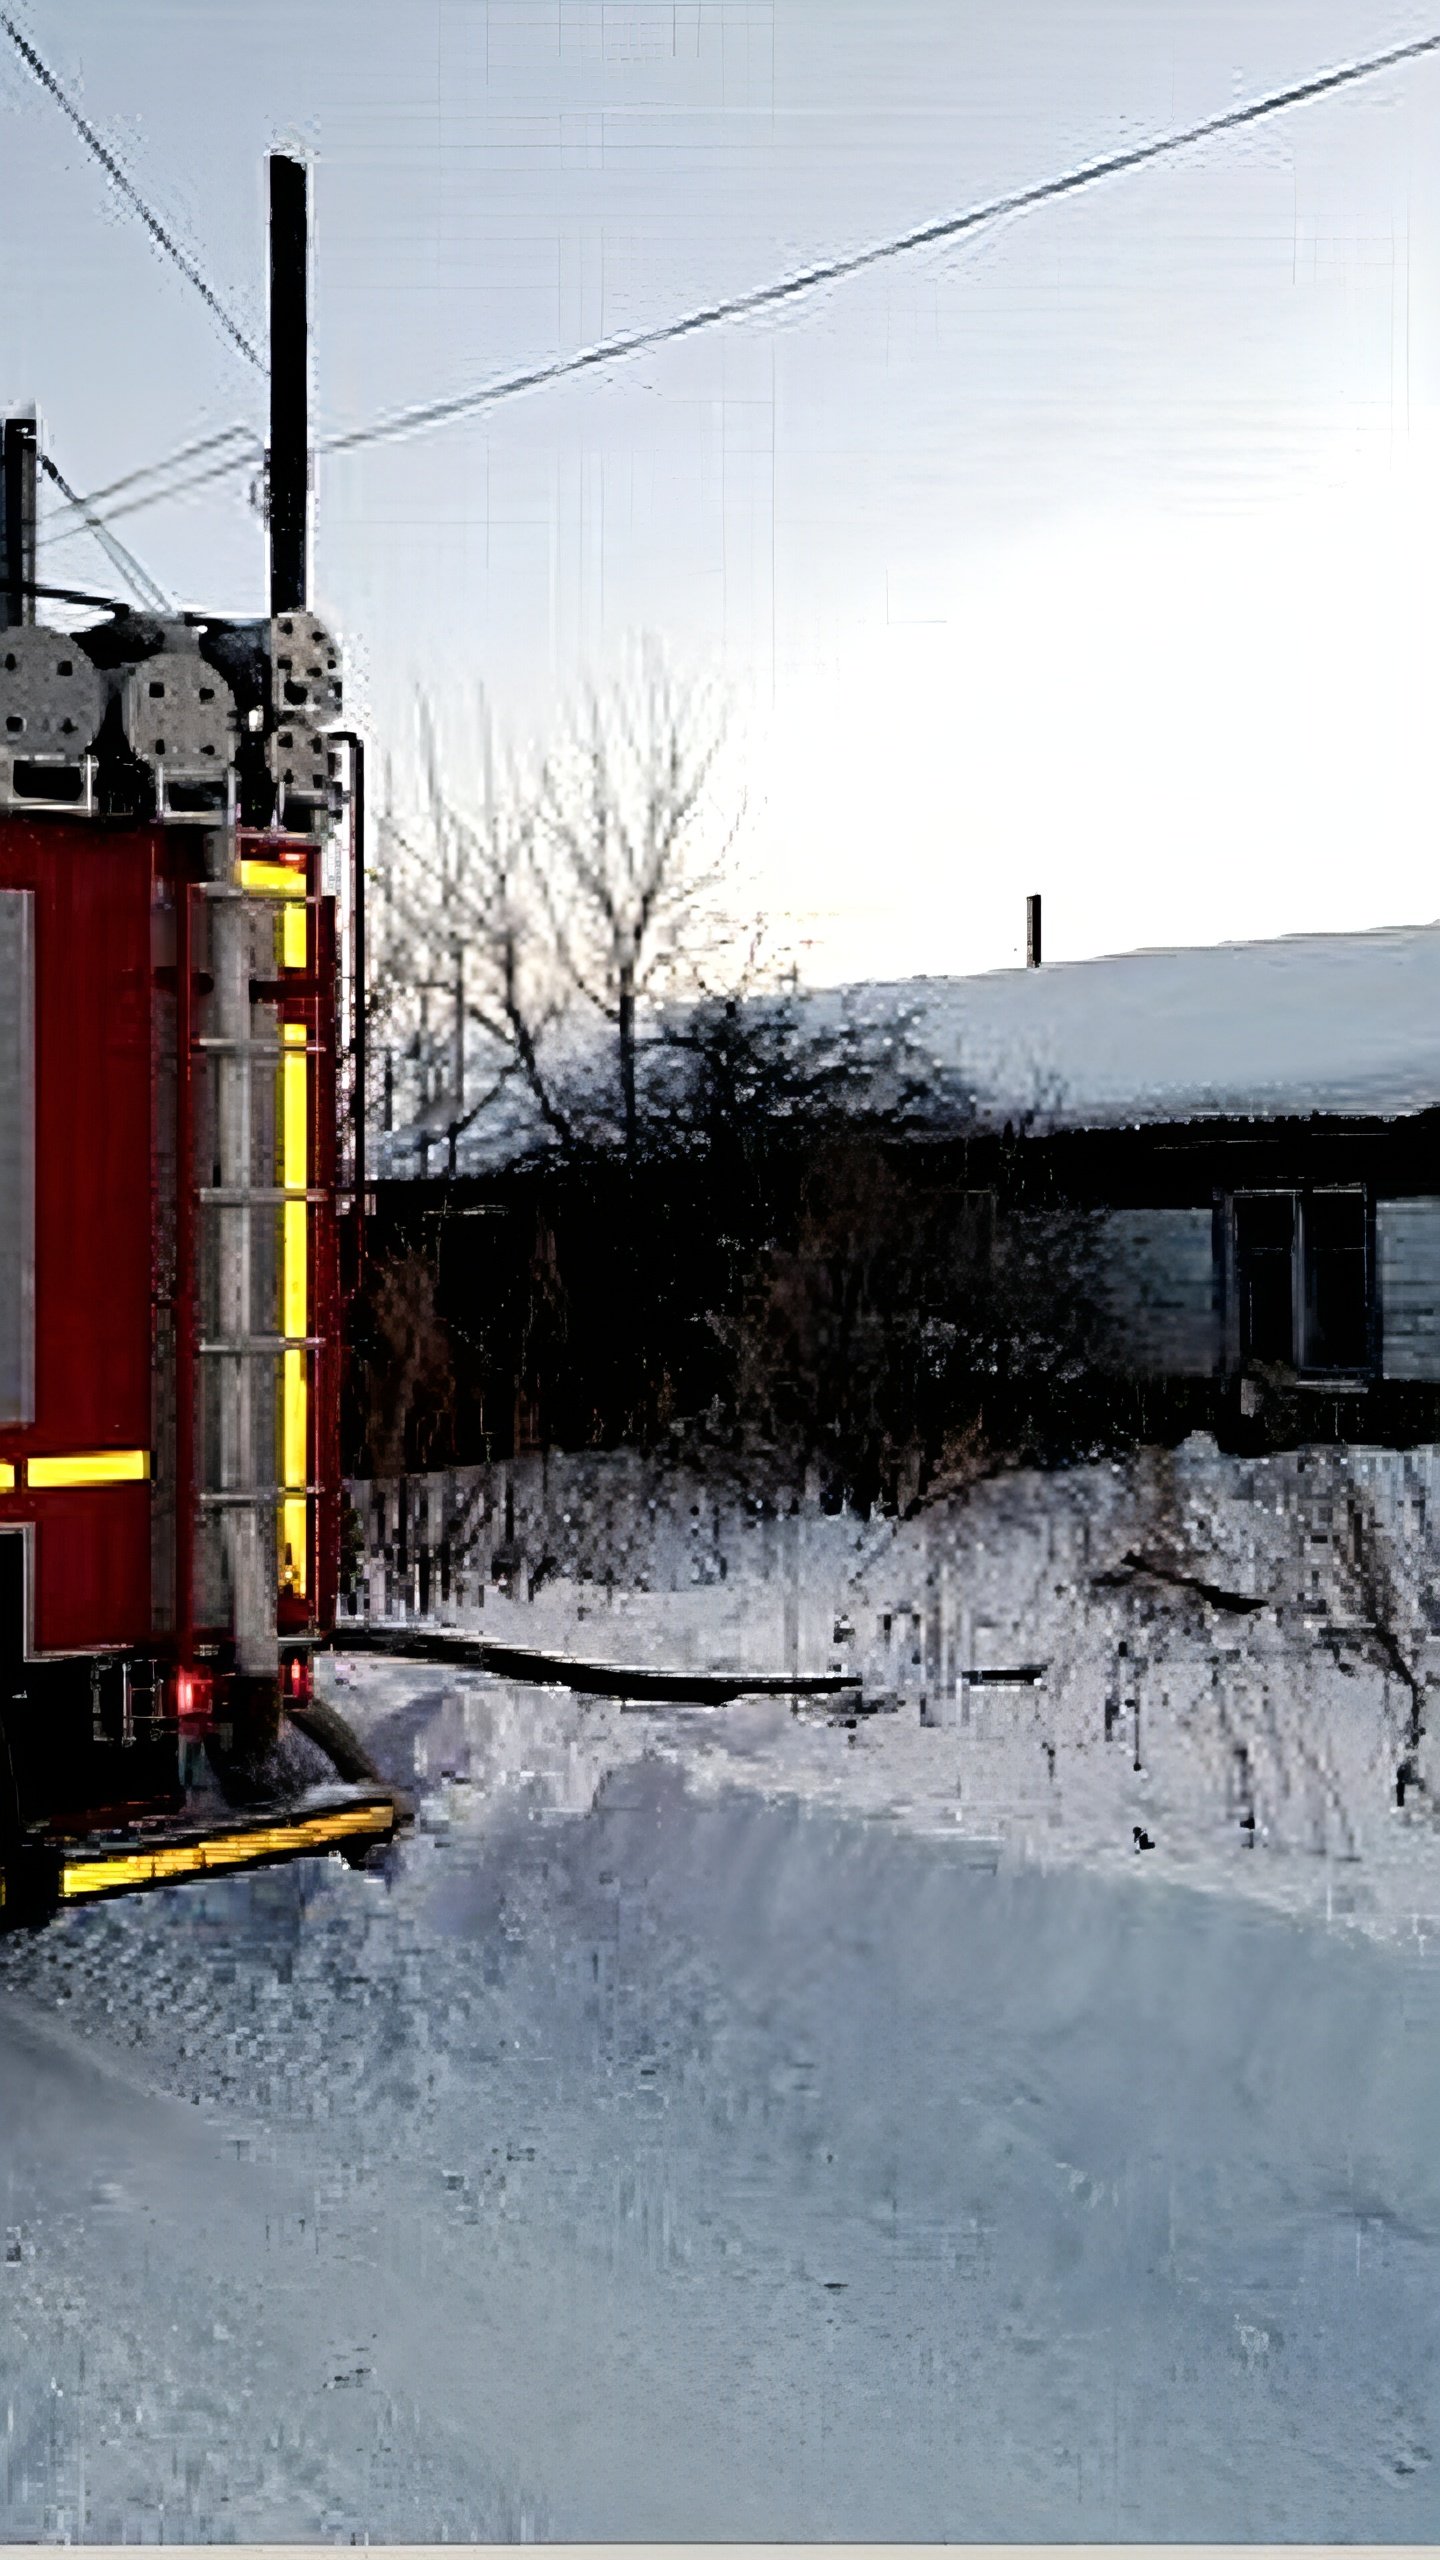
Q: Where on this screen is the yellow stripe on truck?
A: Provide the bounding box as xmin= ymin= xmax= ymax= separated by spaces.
xmin=240 ymin=858 xmax=309 ymax=969
xmin=280 ymin=1021 xmax=309 ymax=1594
xmin=28 ymin=1450 xmax=150 ymax=1488
xmin=60 ymin=1801 xmax=394 ymax=1902
xmin=239 ymin=859 xmax=306 ymax=898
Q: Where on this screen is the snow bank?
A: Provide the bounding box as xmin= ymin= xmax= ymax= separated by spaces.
xmin=4 ymin=1684 xmax=1440 ymax=2538
xmin=3 ymin=1442 xmax=1440 ymax=2535
xmin=344 ymin=1437 xmax=1440 ymax=1944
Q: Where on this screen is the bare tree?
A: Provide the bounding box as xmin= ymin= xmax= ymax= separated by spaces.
xmin=368 ymin=707 xmax=571 ymax=1174
xmin=1326 ymin=1459 xmax=1433 ymax=1809
xmin=417 ymin=698 xmax=577 ymax=1165
xmin=365 ymin=754 xmax=453 ymax=1176
xmin=533 ymin=641 xmax=747 ymax=1162
xmin=371 ymin=648 xmax=758 ymax=1173
xmin=1093 ymin=1442 xmax=1439 ymax=1849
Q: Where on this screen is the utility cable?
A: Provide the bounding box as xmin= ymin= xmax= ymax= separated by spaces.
xmin=43 ymin=422 xmax=257 ymax=523
xmin=49 ymin=25 xmax=1440 ymax=525
xmin=38 ymin=452 xmax=172 ymax=614
xmin=316 ymin=25 xmax=1440 ymax=461
xmin=1 ymin=10 xmax=264 ymax=371
xmin=43 ymin=437 xmax=265 ymax=541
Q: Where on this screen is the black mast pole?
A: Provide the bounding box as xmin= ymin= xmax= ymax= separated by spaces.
xmin=268 ymin=154 xmax=308 ymax=614
xmin=0 ymin=415 xmax=37 ymax=632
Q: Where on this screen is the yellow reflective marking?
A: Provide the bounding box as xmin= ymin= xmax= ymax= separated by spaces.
xmin=0 ymin=1462 xmax=13 ymax=1491
xmin=28 ymin=1449 xmax=150 ymax=1488
xmin=280 ymin=1021 xmax=309 ymax=1595
xmin=60 ymin=1801 xmax=394 ymax=1901
xmin=240 ymin=859 xmax=308 ymax=967
xmin=239 ymin=859 xmax=306 ymax=898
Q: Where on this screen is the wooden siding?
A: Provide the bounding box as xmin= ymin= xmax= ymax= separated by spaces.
xmin=1101 ymin=1207 xmax=1217 ymax=1377
xmin=1378 ymin=1199 xmax=1440 ymax=1381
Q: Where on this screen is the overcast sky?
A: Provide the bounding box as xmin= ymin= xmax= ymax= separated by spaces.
xmin=4 ymin=0 xmax=1440 ymax=980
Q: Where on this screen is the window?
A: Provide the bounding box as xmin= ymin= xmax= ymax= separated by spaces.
xmin=1234 ymin=1194 xmax=1295 ymax=1366
xmin=1303 ymin=1191 xmax=1368 ymax=1371
xmin=1233 ymin=1189 xmax=1369 ymax=1377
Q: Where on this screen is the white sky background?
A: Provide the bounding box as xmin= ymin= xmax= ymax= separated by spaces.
xmin=4 ymin=0 xmax=1440 ymax=980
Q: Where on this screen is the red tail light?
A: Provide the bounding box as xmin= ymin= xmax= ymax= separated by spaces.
xmin=282 ymin=1650 xmax=313 ymax=1706
xmin=174 ymin=1666 xmax=214 ymax=1730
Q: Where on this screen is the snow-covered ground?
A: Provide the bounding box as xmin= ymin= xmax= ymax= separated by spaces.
xmin=355 ymin=1437 xmax=1440 ymax=1937
xmin=3 ymin=1615 xmax=1440 ymax=2540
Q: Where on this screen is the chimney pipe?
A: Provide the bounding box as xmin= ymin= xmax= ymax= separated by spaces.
xmin=1026 ymin=892 xmax=1042 ymax=969
xmin=268 ymin=153 xmax=308 ymax=614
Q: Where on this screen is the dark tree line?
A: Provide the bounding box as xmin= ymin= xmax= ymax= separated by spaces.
xmin=348 ymin=986 xmax=1117 ymax=1509
xmin=350 ymin=648 xmax=1119 ymax=1504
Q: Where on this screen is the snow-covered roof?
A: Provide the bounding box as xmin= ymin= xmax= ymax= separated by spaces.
xmin=836 ymin=920 xmax=1440 ymax=1130
xmin=377 ymin=918 xmax=1440 ymax=1179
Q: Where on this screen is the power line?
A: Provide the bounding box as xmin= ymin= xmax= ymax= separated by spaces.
xmin=316 ymin=25 xmax=1440 ymax=462
xmin=42 ymin=437 xmax=265 ymax=544
xmin=37 ymin=451 xmax=172 ymax=613
xmin=53 ymin=23 xmax=1440 ymax=531
xmin=1 ymin=10 xmax=264 ymax=371
xmin=43 ymin=422 xmax=257 ymax=522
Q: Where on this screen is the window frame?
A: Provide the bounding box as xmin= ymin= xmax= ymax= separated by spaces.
xmin=1225 ymin=1183 xmax=1375 ymax=1386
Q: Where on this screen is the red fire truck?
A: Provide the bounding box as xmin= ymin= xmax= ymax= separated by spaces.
xmin=0 ymin=165 xmax=399 ymax=1929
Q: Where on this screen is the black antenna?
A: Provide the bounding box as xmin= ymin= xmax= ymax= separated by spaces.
xmin=268 ymin=153 xmax=308 ymax=613
xmin=0 ymin=415 xmax=37 ymax=631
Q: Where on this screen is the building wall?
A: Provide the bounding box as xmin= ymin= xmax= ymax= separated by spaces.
xmin=1101 ymin=1192 xmax=1440 ymax=1389
xmin=1100 ymin=1206 xmax=1217 ymax=1376
xmin=1378 ymin=1200 xmax=1440 ymax=1382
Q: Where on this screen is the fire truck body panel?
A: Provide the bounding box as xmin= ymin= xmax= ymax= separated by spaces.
xmin=0 ymin=626 xmax=396 ymax=1923
xmin=0 ymin=820 xmax=156 ymax=1655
